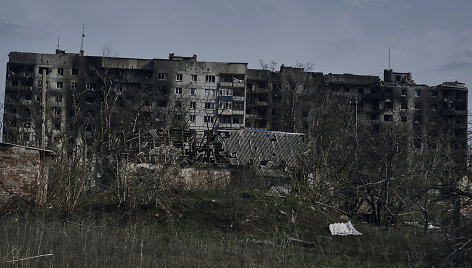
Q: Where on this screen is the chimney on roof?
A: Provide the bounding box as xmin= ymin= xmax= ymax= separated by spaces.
xmin=80 ymin=50 xmax=84 ymax=56
xmin=169 ymin=53 xmax=174 ymax=60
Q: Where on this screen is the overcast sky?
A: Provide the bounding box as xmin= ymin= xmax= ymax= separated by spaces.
xmin=1 ymin=0 xmax=472 ymax=123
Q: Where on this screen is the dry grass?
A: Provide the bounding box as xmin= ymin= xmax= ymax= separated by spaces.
xmin=1 ymin=189 xmax=464 ymax=267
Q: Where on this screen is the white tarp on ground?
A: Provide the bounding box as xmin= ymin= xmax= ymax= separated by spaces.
xmin=329 ymin=221 xmax=362 ymax=236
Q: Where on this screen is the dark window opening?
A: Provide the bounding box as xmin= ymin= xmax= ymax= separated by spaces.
xmin=384 ymin=114 xmax=392 ymax=121
xmin=206 ymin=75 xmax=216 ymax=83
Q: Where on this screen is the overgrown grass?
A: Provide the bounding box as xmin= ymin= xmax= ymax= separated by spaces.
xmin=1 ymin=189 xmax=463 ymax=267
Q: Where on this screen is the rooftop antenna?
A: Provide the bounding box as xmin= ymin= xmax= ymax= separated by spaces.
xmin=80 ymin=24 xmax=85 ymax=51
xmin=57 ymin=36 xmax=60 ymax=50
xmin=388 ymin=45 xmax=391 ymax=70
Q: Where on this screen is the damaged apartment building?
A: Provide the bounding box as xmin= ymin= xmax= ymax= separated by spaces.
xmin=2 ymin=49 xmax=468 ymax=170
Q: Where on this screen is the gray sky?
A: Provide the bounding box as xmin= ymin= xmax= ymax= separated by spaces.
xmin=1 ymin=0 xmax=472 ymax=119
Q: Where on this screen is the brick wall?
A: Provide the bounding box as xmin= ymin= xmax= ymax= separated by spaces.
xmin=0 ymin=144 xmax=48 ymax=204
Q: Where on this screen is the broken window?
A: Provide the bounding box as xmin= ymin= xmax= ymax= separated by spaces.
xmin=233 ymin=101 xmax=244 ymax=111
xmin=190 ymin=102 xmax=196 ymax=109
xmin=57 ymin=82 xmax=63 ymax=89
xmin=56 ymin=94 xmax=62 ymax=103
xmin=191 ymin=74 xmax=197 ymax=82
xmin=86 ymin=83 xmax=95 ymax=90
xmin=432 ymin=91 xmax=438 ymax=97
xmin=175 ymin=87 xmax=182 ymax=94
xmin=401 ymin=89 xmax=407 ymax=96
xmin=204 ymin=116 xmax=214 ymax=123
xmin=232 ymin=117 xmax=240 ymax=124
xmin=205 ymin=102 xmax=215 ymax=109
xmin=247 ymin=83 xmax=253 ymax=91
xmin=206 ymin=75 xmax=216 ymax=83
xmin=219 ymin=88 xmax=232 ymax=96
xmin=384 ymin=101 xmax=393 ymax=109
xmin=220 ymin=116 xmax=230 ymax=123
xmin=219 ymin=101 xmax=231 ymax=110
xmin=455 ymin=105 xmax=465 ymax=111
xmin=157 ymin=100 xmax=167 ymax=107
xmin=54 ymin=107 xmax=62 ymax=116
xmin=23 ymin=79 xmax=33 ymax=86
xmin=158 ymin=86 xmax=167 ymax=95
xmin=58 ymin=68 xmax=63 ymax=75
xmin=401 ymin=101 xmax=407 ymax=110
xmin=24 ymin=93 xmax=32 ymax=101
xmin=71 ymin=82 xmax=77 ymax=89
xmin=190 ymin=88 xmax=196 ymax=95
xmin=189 ymin=115 xmax=195 ymax=123
xmin=384 ymin=114 xmax=392 ymax=121
xmin=72 ymin=67 xmax=78 ymax=76
xmin=205 ymin=89 xmax=214 ymax=96
xmin=415 ymin=90 xmax=421 ymax=97
xmin=157 ymin=73 xmax=168 ymax=80
xmin=414 ymin=139 xmax=422 ymax=149
xmin=176 ymin=74 xmax=183 ymax=81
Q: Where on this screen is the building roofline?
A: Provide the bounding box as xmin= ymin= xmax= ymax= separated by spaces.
xmin=0 ymin=142 xmax=57 ymax=156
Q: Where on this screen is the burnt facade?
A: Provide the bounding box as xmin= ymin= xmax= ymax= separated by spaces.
xmin=2 ymin=50 xmax=468 ymax=166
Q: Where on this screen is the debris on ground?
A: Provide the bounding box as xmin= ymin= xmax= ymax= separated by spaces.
xmin=329 ymin=221 xmax=362 ymax=236
xmin=403 ymin=221 xmax=440 ymax=229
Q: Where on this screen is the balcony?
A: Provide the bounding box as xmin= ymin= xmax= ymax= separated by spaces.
xmin=219 ymin=82 xmax=232 ymax=87
xmin=219 ymin=82 xmax=245 ymax=88
xmin=217 ymin=96 xmax=233 ymax=101
xmin=218 ymin=109 xmax=233 ymax=115
xmin=219 ymin=123 xmax=243 ymax=129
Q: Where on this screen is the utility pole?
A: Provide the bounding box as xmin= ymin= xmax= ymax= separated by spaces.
xmin=355 ymin=96 xmax=358 ymax=160
xmin=41 ymin=68 xmax=47 ymax=149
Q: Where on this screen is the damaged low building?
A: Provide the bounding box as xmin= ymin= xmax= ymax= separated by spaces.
xmin=0 ymin=142 xmax=56 ymax=205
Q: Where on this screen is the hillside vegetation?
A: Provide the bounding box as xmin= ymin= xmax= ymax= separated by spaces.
xmin=1 ymin=180 xmax=470 ymax=267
